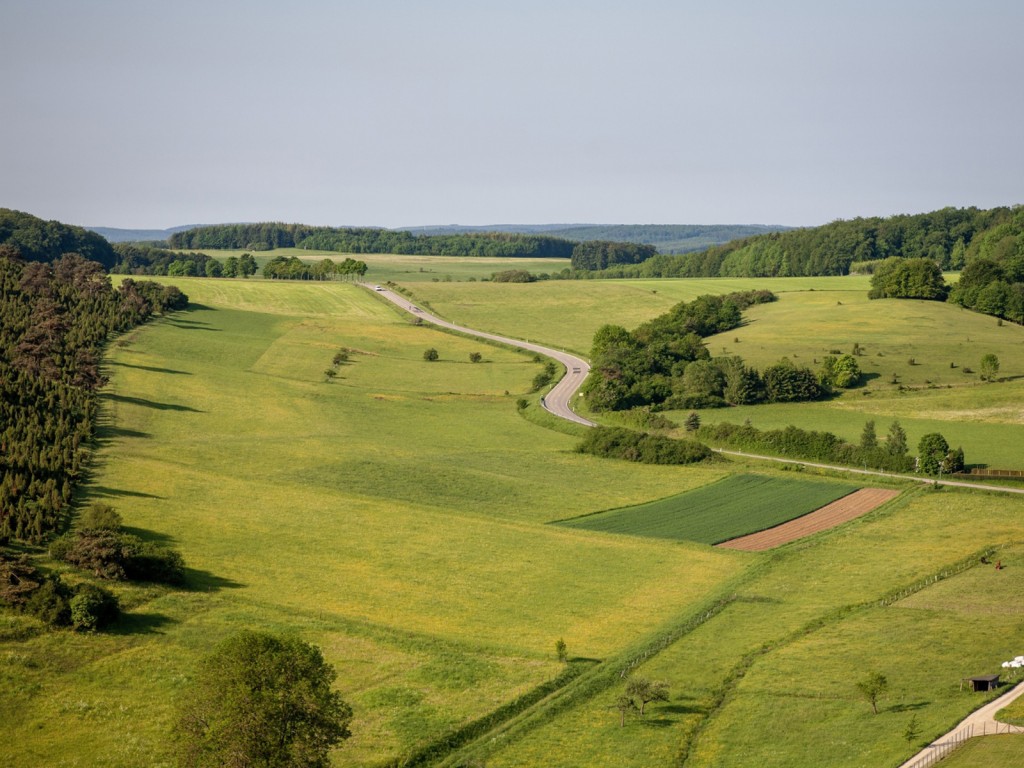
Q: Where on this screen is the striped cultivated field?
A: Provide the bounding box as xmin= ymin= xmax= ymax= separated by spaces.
xmin=717 ymin=487 xmax=901 ymax=551
xmin=555 ymin=474 xmax=860 ymax=545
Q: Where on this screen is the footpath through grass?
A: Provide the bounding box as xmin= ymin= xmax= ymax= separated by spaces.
xmin=555 ymin=474 xmax=859 ymax=544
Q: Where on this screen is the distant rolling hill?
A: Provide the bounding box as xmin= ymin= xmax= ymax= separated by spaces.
xmin=89 ymin=222 xmax=792 ymax=254
xmin=86 ymin=225 xmax=199 ymax=243
xmin=399 ymin=223 xmax=792 ymax=254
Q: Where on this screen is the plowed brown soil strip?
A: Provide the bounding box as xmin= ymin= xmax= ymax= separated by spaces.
xmin=716 ymin=488 xmax=900 ymax=552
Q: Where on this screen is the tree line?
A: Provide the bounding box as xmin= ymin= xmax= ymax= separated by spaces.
xmin=698 ymin=420 xmax=964 ymax=475
xmin=167 ymin=222 xmax=656 ymax=265
xmin=110 ymin=243 xmax=258 ymax=278
xmin=573 ymin=206 xmax=1021 ymax=278
xmin=262 ymin=255 xmax=368 ymax=280
xmin=0 ymin=246 xmax=187 ymax=543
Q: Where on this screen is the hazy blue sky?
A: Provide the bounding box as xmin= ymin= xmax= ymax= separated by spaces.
xmin=3 ymin=0 xmax=1022 ymax=229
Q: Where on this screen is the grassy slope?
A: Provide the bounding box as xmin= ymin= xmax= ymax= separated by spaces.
xmin=407 ymin=276 xmax=1024 ymax=468
xmin=4 ymin=269 xmax=1024 ymax=767
xmin=939 ymin=736 xmax=1024 ymax=767
xmin=478 ymin=493 xmax=1024 ymax=768
xmin=0 ymin=278 xmax=743 ymax=767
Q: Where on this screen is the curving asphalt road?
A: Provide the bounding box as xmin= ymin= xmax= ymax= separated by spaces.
xmin=364 ymin=284 xmax=1024 ymax=497
xmin=365 ymin=284 xmax=596 ymax=426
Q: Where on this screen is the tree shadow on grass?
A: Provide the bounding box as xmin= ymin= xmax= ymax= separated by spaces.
xmin=87 ymin=486 xmax=164 ymax=501
xmin=102 ymin=393 xmax=203 ymax=412
xmin=183 ymin=568 xmax=246 ymax=593
xmin=638 ymin=716 xmax=677 ymax=729
xmin=94 ymin=425 xmax=152 ymax=443
xmin=120 ymin=526 xmax=177 ymax=545
xmin=164 ymin=311 xmax=219 ymax=331
xmin=110 ymin=611 xmax=176 ymax=636
xmin=108 ymin=361 xmax=192 ymax=375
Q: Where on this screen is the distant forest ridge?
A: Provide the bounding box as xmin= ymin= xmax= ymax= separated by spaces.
xmin=87 ymin=225 xmax=197 ymax=243
xmin=583 ymin=205 xmax=1024 ymax=279
xmin=398 ymin=224 xmax=791 ymax=254
xmin=166 ymin=223 xmax=659 ymax=265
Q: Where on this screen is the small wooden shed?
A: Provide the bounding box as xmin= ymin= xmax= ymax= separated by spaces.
xmin=961 ymin=674 xmax=1000 ymax=692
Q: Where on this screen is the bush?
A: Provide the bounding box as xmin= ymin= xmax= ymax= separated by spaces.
xmin=52 ymin=530 xmax=186 ymax=585
xmin=576 ymin=427 xmax=712 ymax=465
xmin=423 ymin=348 xmax=439 ymax=362
xmin=122 ymin=538 xmax=186 ymax=585
xmin=69 ymin=583 xmax=119 ymax=632
xmin=79 ymin=503 xmax=123 ymax=532
xmin=23 ymin=577 xmax=72 ymax=627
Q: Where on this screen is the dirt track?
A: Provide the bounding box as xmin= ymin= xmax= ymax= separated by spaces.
xmin=717 ymin=487 xmax=901 ymax=551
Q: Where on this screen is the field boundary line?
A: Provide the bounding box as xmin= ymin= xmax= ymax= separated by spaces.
xmin=713 ymin=449 xmax=1024 ymax=496
xmin=676 ymin=544 xmax=1000 ymax=766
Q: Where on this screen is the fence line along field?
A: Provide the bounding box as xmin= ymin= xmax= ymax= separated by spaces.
xmin=717 ymin=487 xmax=901 ymax=551
xmin=554 ymin=474 xmax=861 ymax=545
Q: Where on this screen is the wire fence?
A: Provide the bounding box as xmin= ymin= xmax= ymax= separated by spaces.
xmin=902 ymin=724 xmax=973 ymax=768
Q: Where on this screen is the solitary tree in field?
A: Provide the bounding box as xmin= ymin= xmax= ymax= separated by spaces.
xmin=980 ymin=353 xmax=1000 ymax=381
xmin=469 ymin=352 xmax=483 ymax=363
xmin=625 ymin=677 xmax=670 ymax=716
xmin=176 ymin=631 xmax=352 ymax=768
xmin=555 ymin=638 xmax=567 ymax=662
xmin=857 ymin=671 xmax=889 ymax=715
xmin=684 ymin=411 xmax=701 ymax=432
xmin=423 ymin=348 xmax=439 ymax=362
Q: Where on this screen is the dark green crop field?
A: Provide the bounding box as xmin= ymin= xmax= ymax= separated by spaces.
xmin=554 ymin=474 xmax=859 ymax=544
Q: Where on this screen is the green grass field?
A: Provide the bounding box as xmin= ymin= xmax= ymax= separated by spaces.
xmin=555 ymin=474 xmax=860 ymax=544
xmin=938 ymin=735 xmax=1024 ymax=767
xmin=4 ymin=271 xmax=1024 ymax=767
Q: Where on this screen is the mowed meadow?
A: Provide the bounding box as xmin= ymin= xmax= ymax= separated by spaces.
xmin=3 ymin=261 xmax=1024 ymax=767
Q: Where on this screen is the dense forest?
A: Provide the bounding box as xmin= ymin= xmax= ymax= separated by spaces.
xmin=0 ymin=209 xmax=118 ymax=269
xmin=581 ymin=206 xmax=1021 ymax=278
xmin=582 ymin=291 xmax=864 ymax=413
xmin=167 ymin=223 xmax=654 ymax=265
xmin=0 ymin=246 xmax=187 ymax=542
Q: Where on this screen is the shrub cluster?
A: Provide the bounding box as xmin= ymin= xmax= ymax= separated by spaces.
xmin=50 ymin=530 xmax=185 ymax=585
xmin=48 ymin=503 xmax=186 ymax=585
xmin=0 ymin=550 xmax=119 ymax=631
xmin=575 ymin=427 xmax=712 ymax=465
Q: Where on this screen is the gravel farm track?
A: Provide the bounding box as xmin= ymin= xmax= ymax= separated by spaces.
xmin=716 ymin=487 xmax=902 ymax=551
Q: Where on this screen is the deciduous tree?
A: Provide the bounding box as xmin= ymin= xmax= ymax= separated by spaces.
xmin=176 ymin=631 xmax=352 ymax=768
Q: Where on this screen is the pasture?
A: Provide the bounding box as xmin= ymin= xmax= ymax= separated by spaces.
xmin=1 ymin=277 xmax=742 ymax=766
xmin=555 ymin=474 xmax=860 ymax=544
xmin=4 ymin=269 xmax=1024 ymax=767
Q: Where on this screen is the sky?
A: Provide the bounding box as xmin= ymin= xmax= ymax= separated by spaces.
xmin=2 ymin=0 xmax=1023 ymax=230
